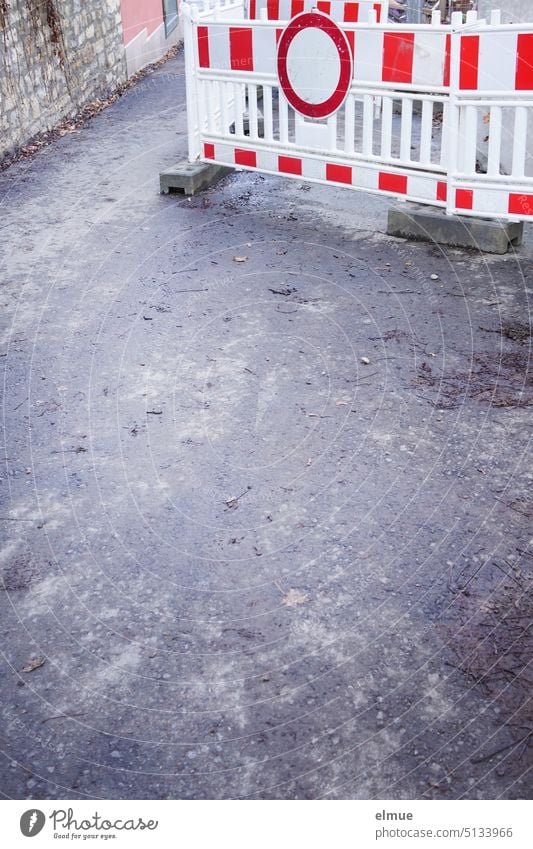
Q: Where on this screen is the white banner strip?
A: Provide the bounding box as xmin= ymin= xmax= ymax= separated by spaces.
xmin=3 ymin=799 xmax=531 ymax=848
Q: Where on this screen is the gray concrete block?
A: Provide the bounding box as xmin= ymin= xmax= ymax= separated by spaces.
xmin=230 ymin=118 xmax=265 ymax=138
xmin=230 ymin=112 xmax=265 ymax=138
xmin=159 ymin=160 xmax=233 ymax=196
xmin=387 ymin=204 xmax=524 ymax=254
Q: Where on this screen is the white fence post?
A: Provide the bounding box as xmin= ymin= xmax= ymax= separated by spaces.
xmin=183 ymin=3 xmax=202 ymax=163
xmin=445 ymin=11 xmax=464 ymax=215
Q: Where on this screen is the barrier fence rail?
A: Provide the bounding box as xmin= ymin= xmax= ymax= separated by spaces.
xmin=183 ymin=1 xmax=533 ymax=221
xmin=247 ymin=0 xmax=389 ymax=22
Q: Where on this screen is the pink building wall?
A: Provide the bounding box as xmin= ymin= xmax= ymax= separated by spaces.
xmin=120 ymin=0 xmax=182 ymax=75
xmin=121 ymin=0 xmax=164 ymax=44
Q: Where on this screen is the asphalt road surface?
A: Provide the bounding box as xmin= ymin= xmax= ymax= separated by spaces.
xmin=1 ymin=52 xmax=531 ymax=799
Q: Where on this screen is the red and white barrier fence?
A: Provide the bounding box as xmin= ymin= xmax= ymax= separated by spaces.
xmin=184 ymin=2 xmax=533 ymax=222
xmin=247 ymin=1 xmax=388 ymax=24
xmin=196 ymin=19 xmax=449 ymax=89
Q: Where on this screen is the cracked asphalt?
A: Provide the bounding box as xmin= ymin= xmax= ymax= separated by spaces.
xmin=0 ymin=50 xmax=531 ymax=800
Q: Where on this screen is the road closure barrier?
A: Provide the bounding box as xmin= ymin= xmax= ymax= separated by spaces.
xmin=184 ymin=1 xmax=533 ymax=221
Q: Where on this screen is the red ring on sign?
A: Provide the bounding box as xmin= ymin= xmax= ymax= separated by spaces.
xmin=277 ymin=12 xmax=353 ymax=119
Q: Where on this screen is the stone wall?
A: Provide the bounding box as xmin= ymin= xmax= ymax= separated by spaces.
xmin=0 ymin=0 xmax=127 ymax=160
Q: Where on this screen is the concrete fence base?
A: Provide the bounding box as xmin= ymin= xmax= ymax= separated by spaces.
xmin=159 ymin=160 xmax=233 ymax=195
xmin=387 ymin=204 xmax=524 ymax=254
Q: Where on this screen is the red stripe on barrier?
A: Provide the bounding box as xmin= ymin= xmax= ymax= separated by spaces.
xmin=509 ymin=193 xmax=533 ymax=215
xmin=291 ymin=0 xmax=305 ymax=15
xmin=279 ymin=156 xmax=303 ymax=175
xmin=326 ymin=163 xmax=352 ymax=184
xmin=343 ymin=2 xmax=359 ymax=22
xmin=455 ymin=188 xmax=473 ymax=209
xmin=235 ymin=149 xmax=257 ymax=167
xmin=317 ymin=1 xmax=331 ymax=14
xmin=197 ymin=26 xmax=210 ymax=68
xmin=267 ymin=0 xmax=279 ymax=18
xmin=459 ymin=36 xmax=479 ymax=90
xmin=275 ymin=28 xmax=283 ymax=44
xmin=374 ymin=2 xmax=381 ymax=22
xmin=346 ymin=30 xmax=355 ymax=58
xmin=382 ymin=33 xmax=415 ymax=84
xmin=437 ymin=181 xmax=447 ymax=203
xmin=204 ymin=143 xmax=215 ymax=160
xmin=379 ymin=172 xmax=408 ymax=194
xmin=230 ymin=27 xmax=254 ymax=72
xmin=443 ymin=33 xmax=451 ymax=87
xmin=515 ymin=34 xmax=533 ymax=90
xmin=250 ymin=0 xmax=256 ymax=18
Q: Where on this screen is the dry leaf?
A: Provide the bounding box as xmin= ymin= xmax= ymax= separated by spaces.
xmin=282 ymin=589 xmax=309 ymax=608
xmin=361 ymin=357 xmax=370 ymax=365
xmin=233 ymin=256 xmax=248 ymax=263
xmin=336 ymin=400 xmax=348 ymax=406
xmin=21 ymin=657 xmax=45 ymax=673
xmin=225 ymin=497 xmax=239 ymax=509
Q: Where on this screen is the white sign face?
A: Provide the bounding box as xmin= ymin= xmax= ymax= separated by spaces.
xmin=277 ymin=12 xmax=354 ymax=120
xmin=285 ymin=27 xmax=341 ymax=106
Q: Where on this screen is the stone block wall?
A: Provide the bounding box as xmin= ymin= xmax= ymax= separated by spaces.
xmin=0 ymin=0 xmax=127 ymax=160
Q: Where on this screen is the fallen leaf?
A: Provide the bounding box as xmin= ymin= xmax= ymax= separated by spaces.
xmin=233 ymin=256 xmax=248 ymax=263
xmin=336 ymin=400 xmax=348 ymax=406
xmin=282 ymin=589 xmax=309 ymax=608
xmin=361 ymin=356 xmax=370 ymax=365
xmin=224 ymin=485 xmax=252 ymax=510
xmin=21 ymin=657 xmax=45 ymax=673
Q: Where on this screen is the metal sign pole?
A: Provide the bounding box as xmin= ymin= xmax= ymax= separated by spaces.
xmin=405 ymin=0 xmax=425 ymax=23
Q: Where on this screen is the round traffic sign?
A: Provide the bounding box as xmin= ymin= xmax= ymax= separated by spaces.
xmin=277 ymin=12 xmax=353 ymax=120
